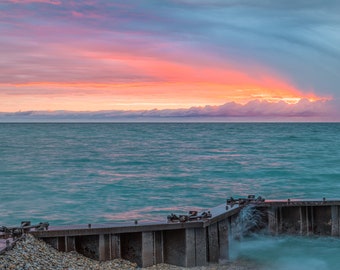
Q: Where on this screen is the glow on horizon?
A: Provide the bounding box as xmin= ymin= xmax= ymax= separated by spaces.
xmin=0 ymin=53 xmax=326 ymax=112
xmin=0 ymin=80 xmax=325 ymax=112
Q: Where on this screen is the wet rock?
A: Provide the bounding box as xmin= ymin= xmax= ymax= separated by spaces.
xmin=0 ymin=235 xmax=137 ymax=270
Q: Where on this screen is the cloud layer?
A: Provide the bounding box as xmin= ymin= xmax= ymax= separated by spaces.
xmin=0 ymin=0 xmax=339 ymax=118
xmin=1 ymin=99 xmax=336 ymax=122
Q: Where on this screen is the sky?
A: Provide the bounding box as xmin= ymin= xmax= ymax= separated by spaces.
xmin=1 ymin=0 xmax=340 ymax=121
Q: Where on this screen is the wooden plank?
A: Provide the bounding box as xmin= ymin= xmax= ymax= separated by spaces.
xmin=195 ymin=228 xmax=207 ymax=266
xmin=207 ymin=223 xmax=219 ymax=263
xmin=99 ymin=234 xmax=110 ymax=261
xmin=299 ymin=207 xmax=303 ymax=235
xmin=185 ymin=228 xmax=196 ymax=267
xmin=267 ymin=207 xmax=277 ymax=235
xmin=65 ymin=236 xmax=75 ymax=252
xmin=58 ymin=237 xmax=65 ymax=252
xmin=163 ymin=229 xmax=185 ymax=266
xmin=141 ymin=232 xmax=154 ymax=267
xmin=218 ymin=219 xmax=229 ymax=262
xmin=331 ymin=205 xmax=339 ymax=236
xmin=154 ymin=231 xmax=164 ymax=264
xmin=111 ymin=234 xmax=121 ymax=259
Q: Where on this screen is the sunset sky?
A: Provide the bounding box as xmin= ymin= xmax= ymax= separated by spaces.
xmin=1 ymin=0 xmax=340 ymax=120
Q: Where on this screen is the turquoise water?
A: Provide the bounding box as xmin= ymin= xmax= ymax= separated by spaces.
xmin=1 ymin=123 xmax=340 ymax=268
xmin=233 ymin=235 xmax=340 ymax=270
xmin=1 ymin=122 xmax=340 ymax=226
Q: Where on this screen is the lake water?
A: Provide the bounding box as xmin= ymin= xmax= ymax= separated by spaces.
xmin=1 ymin=122 xmax=340 ymax=268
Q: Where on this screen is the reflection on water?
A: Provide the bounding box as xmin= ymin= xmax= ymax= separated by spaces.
xmin=1 ymin=123 xmax=340 ymax=226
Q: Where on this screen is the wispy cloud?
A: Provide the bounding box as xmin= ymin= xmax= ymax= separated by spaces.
xmin=8 ymin=0 xmax=61 ymax=4
xmin=0 ymin=0 xmax=339 ymax=117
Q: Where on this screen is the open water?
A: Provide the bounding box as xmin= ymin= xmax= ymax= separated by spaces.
xmin=1 ymin=122 xmax=340 ymax=268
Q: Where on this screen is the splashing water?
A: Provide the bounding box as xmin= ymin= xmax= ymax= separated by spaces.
xmin=229 ymin=206 xmax=340 ymax=270
xmin=232 ymin=205 xmax=266 ymax=239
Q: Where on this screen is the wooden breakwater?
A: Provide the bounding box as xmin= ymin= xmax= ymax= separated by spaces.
xmin=263 ymin=198 xmax=340 ymax=236
xmin=3 ymin=197 xmax=340 ymax=267
xmin=29 ymin=204 xmax=240 ymax=267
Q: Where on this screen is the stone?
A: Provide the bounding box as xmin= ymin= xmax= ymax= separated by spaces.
xmin=0 ymin=234 xmax=261 ymax=270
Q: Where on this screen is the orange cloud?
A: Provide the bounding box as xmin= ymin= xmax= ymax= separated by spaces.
xmin=0 ymin=39 xmax=328 ymax=113
xmin=1 ymin=67 xmax=324 ymax=112
xmin=75 ymin=48 xmax=324 ymax=106
xmin=0 ymin=81 xmax=327 ymax=113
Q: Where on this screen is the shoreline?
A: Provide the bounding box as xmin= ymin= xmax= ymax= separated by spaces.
xmin=0 ymin=234 xmax=261 ymax=270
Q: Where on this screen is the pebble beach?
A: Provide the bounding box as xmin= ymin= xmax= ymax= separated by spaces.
xmin=0 ymin=235 xmax=260 ymax=270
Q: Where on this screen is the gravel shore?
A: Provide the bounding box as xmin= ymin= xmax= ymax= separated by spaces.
xmin=0 ymin=235 xmax=261 ymax=270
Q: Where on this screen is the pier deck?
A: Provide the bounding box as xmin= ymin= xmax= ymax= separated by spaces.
xmin=30 ymin=203 xmax=240 ymax=238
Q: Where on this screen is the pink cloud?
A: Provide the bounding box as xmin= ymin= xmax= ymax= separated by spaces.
xmin=1 ymin=99 xmax=336 ymax=121
xmin=176 ymin=99 xmax=334 ymax=118
xmin=70 ymin=11 xmax=102 ymax=19
xmin=113 ymin=99 xmax=333 ymax=120
xmin=8 ymin=0 xmax=61 ymax=4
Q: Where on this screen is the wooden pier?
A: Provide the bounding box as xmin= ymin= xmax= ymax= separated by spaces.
xmin=260 ymin=198 xmax=340 ymax=236
xmin=3 ymin=198 xmax=340 ymax=267
xmin=29 ymin=204 xmax=240 ymax=267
